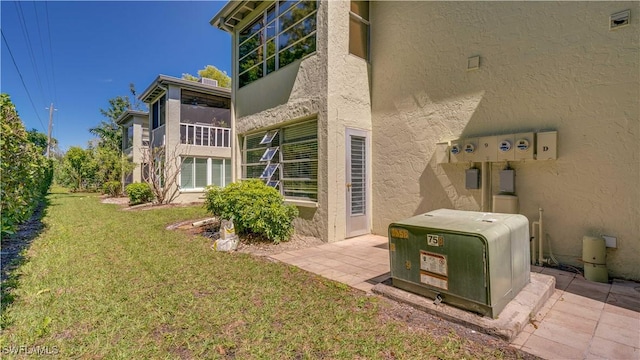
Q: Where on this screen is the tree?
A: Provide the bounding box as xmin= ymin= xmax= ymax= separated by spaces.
xmin=140 ymin=145 xmax=183 ymax=204
xmin=182 ymin=65 xmax=231 ymax=88
xmin=26 ymin=128 xmax=55 ymax=155
xmin=60 ymin=146 xmax=98 ymax=191
xmin=90 ymin=84 xmax=144 ymax=152
xmin=1 ymin=94 xmax=53 ymax=235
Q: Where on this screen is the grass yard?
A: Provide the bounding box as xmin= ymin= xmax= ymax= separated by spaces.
xmin=1 ymin=188 xmax=521 ymax=359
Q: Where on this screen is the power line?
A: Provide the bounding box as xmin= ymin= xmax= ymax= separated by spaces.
xmin=14 ymin=1 xmax=48 ymax=105
xmin=45 ymin=1 xmax=58 ymax=104
xmin=34 ymin=1 xmax=53 ymax=104
xmin=1 ymin=30 xmax=48 ymax=133
xmin=44 ymin=2 xmax=58 ymax=104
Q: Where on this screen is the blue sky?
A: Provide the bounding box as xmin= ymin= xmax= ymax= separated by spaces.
xmin=1 ymin=1 xmax=230 ymax=151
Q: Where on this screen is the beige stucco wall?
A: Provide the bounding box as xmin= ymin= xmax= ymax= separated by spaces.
xmin=231 ymin=1 xmax=373 ymax=242
xmin=232 ymin=1 xmax=330 ymax=241
xmin=370 ymin=2 xmax=640 ymax=279
xmin=326 ymin=0 xmax=373 ymax=241
xmin=121 ymin=114 xmax=149 ymax=184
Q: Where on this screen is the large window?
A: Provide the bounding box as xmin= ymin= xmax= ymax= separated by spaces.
xmin=180 ymin=157 xmax=231 ymax=190
xmin=242 ymin=119 xmax=318 ymax=201
xmin=123 ymin=125 xmax=134 ymax=149
xmin=238 ymin=0 xmax=318 ymax=88
xmin=349 ymin=1 xmax=369 ymax=60
xmin=180 ymin=90 xmax=231 ymax=126
xmin=151 ymin=95 xmax=166 ymax=129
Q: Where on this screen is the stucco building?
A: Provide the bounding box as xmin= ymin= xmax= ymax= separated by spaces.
xmin=211 ymin=1 xmax=639 ymax=280
xmin=138 ymin=75 xmax=232 ymax=203
xmin=116 ymin=109 xmax=149 ymax=186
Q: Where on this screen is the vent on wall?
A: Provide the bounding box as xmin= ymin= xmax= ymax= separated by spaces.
xmin=610 ymin=10 xmax=630 ymax=30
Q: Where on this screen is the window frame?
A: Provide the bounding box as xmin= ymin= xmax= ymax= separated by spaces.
xmin=349 ymin=0 xmax=370 ymax=61
xmin=241 ymin=119 xmax=318 ymax=202
xmin=179 ymin=157 xmax=232 ymax=191
xmin=237 ymin=0 xmax=318 ymax=88
xmin=151 ymin=94 xmax=166 ymax=129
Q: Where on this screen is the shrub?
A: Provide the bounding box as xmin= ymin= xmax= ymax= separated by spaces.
xmin=205 ymin=179 xmax=299 ymax=243
xmin=1 ymin=94 xmax=53 ymax=236
xmin=125 ymin=182 xmax=154 ymax=205
xmin=102 ymin=181 xmax=121 ymax=197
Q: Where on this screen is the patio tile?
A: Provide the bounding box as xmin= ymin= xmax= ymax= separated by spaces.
xmin=599 ymin=310 xmax=640 ymax=332
xmin=334 ymin=273 xmax=366 ymax=286
xmin=296 ymin=262 xmax=330 ymax=274
xmin=610 ymin=279 xmax=640 ymax=297
xmin=352 ymin=281 xmax=375 ymax=293
xmin=521 ymin=334 xmax=585 ymax=360
xmin=584 ymin=353 xmax=608 ymax=360
xmin=560 ymin=291 xmax=606 ymax=310
xmin=550 ymin=272 xmax=576 ymax=290
xmin=549 ymin=299 xmax=602 ymax=321
xmin=315 ymin=268 xmax=349 ymax=280
xmin=533 ymin=317 xmax=593 ymax=350
xmin=270 ymin=252 xmax=297 ymax=261
xmin=588 ymin=335 xmax=639 ymax=360
xmin=565 ymin=278 xmax=611 ymax=303
xmin=603 ymin=303 xmax=640 ymax=319
xmin=606 ymin=292 xmax=640 ymax=313
xmin=510 ymin=329 xmax=531 ymax=348
xmin=334 ymin=263 xmax=369 ymax=276
xmin=594 ymin=321 xmax=640 ymax=348
xmin=307 ymin=257 xmax=348 ymax=268
xmin=543 ymin=308 xmax=598 ymax=335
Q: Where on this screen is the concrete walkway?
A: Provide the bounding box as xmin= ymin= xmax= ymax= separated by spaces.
xmin=270 ymin=234 xmax=640 ymax=360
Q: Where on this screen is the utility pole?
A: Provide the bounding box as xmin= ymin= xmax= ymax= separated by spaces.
xmin=45 ymin=103 xmax=56 ymax=158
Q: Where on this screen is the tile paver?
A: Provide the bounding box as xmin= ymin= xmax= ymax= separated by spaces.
xmin=268 ymin=233 xmax=640 ymax=360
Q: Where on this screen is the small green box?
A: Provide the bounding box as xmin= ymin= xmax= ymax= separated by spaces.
xmin=388 ymin=209 xmax=530 ymax=318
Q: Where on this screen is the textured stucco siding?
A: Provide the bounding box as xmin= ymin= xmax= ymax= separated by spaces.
xmin=370 ymin=2 xmax=639 ymax=279
xmin=121 ymin=114 xmax=148 ymax=184
xmin=326 ymin=0 xmax=373 ymax=241
xmin=232 ymin=1 xmax=330 ymax=241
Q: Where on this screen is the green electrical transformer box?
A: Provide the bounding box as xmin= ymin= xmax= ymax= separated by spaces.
xmin=388 ymin=209 xmax=530 ymax=318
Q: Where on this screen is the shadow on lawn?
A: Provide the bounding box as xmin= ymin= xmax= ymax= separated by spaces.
xmin=1 ymin=196 xmax=51 ymax=321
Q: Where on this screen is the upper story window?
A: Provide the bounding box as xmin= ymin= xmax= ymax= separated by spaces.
xmin=151 ymin=95 xmax=166 ymax=129
xmin=349 ymin=1 xmax=369 ymax=60
xmin=238 ymin=0 xmax=318 ymax=88
xmin=123 ymin=125 xmax=134 ymax=149
xmin=180 ymin=90 xmax=231 ymax=127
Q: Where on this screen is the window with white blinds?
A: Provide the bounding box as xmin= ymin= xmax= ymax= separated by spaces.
xmin=350 ymin=136 xmax=366 ymax=215
xmin=180 ymin=157 xmax=231 ymax=190
xmin=242 ymin=119 xmax=318 ymax=201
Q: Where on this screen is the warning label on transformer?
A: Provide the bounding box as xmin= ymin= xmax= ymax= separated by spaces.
xmin=420 ymin=251 xmax=448 ymax=276
xmin=420 ymin=271 xmax=449 ymax=290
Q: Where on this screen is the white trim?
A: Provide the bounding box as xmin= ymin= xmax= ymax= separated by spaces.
xmin=285 ymin=199 xmax=319 ymax=208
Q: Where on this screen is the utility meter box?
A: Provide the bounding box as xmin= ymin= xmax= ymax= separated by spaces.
xmin=388 ymin=209 xmax=530 ymax=318
xmin=513 ymin=132 xmax=535 ymax=161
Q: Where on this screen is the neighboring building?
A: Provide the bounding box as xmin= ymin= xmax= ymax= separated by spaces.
xmin=212 ymin=1 xmax=640 ymax=280
xmin=116 ymin=109 xmax=149 ymax=186
xmin=139 ymin=75 xmax=232 ymax=203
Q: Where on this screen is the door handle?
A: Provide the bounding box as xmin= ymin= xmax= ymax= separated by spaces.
xmin=346 ymin=183 xmax=352 ymax=190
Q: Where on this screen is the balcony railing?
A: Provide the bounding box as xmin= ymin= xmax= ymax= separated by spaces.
xmin=180 ymin=123 xmax=230 ymax=148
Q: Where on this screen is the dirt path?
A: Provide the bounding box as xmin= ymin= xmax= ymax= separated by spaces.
xmin=1 ymin=202 xmax=47 ymax=282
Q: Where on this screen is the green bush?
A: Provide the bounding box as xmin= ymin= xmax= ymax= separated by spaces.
xmin=102 ymin=181 xmax=122 ymax=197
xmin=205 ymin=179 xmax=299 ymax=243
xmin=1 ymin=94 xmax=53 ymax=236
xmin=125 ymin=182 xmax=154 ymax=205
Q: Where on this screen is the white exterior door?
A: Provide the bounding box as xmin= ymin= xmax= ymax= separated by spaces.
xmin=346 ymin=128 xmax=370 ymax=238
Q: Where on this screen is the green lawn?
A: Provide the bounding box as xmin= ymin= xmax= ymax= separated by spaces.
xmin=1 ymin=188 xmax=514 ymax=359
